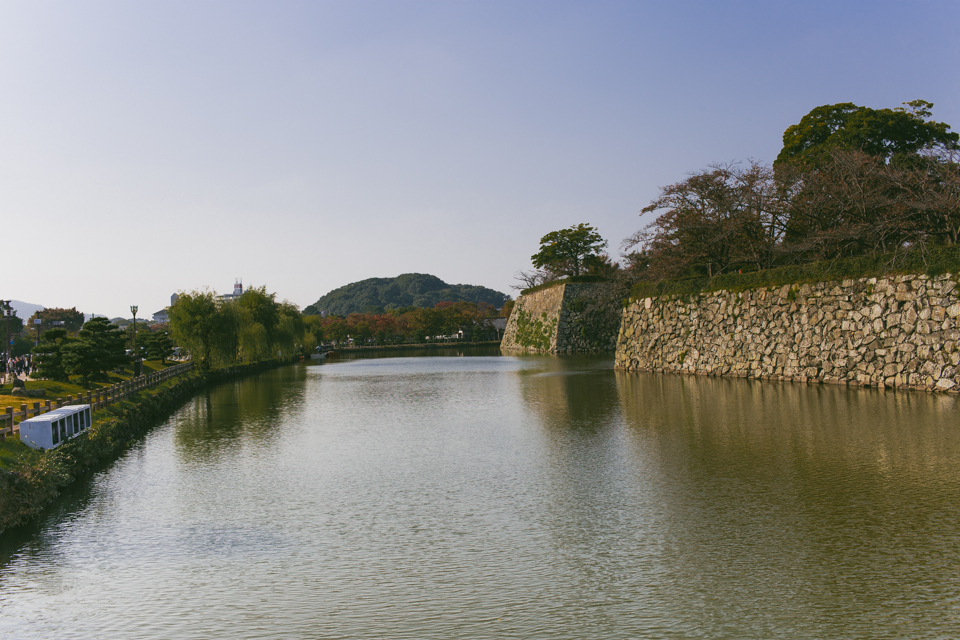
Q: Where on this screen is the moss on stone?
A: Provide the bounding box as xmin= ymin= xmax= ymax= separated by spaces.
xmin=514 ymin=309 xmax=556 ymax=351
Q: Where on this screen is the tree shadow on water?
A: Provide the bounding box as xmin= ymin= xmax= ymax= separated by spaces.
xmin=173 ymin=366 xmax=308 ymax=462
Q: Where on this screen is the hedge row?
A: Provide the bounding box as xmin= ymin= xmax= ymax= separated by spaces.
xmin=520 ymin=275 xmax=610 ymax=296
xmin=629 ymin=246 xmax=960 ymax=302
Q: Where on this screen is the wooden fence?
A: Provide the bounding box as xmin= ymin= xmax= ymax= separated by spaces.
xmin=0 ymin=362 xmax=193 ymax=441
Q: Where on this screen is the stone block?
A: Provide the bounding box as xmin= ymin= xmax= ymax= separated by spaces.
xmin=615 ymin=272 xmax=960 ymax=394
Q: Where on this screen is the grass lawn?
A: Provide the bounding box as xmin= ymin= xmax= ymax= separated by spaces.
xmin=0 ymin=363 xmax=197 ymax=470
xmin=0 ymin=360 xmax=181 ymax=415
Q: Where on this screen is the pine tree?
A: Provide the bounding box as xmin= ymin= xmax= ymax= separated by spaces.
xmin=62 ymin=318 xmax=128 ymax=381
xmin=31 ymin=328 xmax=71 ymax=382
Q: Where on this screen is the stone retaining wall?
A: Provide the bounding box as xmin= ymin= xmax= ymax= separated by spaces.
xmin=501 ymin=282 xmax=620 ymax=354
xmin=615 ymin=274 xmax=960 ymax=393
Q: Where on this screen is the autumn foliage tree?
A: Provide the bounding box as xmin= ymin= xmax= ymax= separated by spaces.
xmin=315 ymin=300 xmax=501 ymax=346
xmin=624 ymin=162 xmax=785 ymax=279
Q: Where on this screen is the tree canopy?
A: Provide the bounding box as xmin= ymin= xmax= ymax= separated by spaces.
xmin=775 ymin=100 xmax=958 ymax=170
xmin=61 ymin=317 xmax=127 ymax=381
xmin=29 ymin=307 xmax=85 ymax=334
xmin=31 ymin=328 xmax=71 ymax=382
xmin=168 ymin=286 xmax=309 ymax=368
xmin=624 ymin=101 xmax=960 ymax=283
xmin=626 ymin=162 xmax=782 ymax=279
xmin=314 ymin=300 xmax=501 ymax=346
xmin=168 ymin=290 xmax=237 ymax=369
xmin=531 ymin=224 xmax=608 ymax=277
xmin=144 ymin=331 xmax=174 ymax=364
xmin=3 ymin=311 xmax=24 ymax=335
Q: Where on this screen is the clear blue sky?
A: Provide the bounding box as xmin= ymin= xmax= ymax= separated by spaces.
xmin=2 ymin=1 xmax=958 ymax=318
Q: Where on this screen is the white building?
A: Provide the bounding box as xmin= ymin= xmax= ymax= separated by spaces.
xmin=218 ymin=279 xmax=244 ymax=303
xmin=19 ymin=405 xmax=92 ymax=450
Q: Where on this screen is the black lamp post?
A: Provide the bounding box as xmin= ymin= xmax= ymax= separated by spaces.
xmin=1 ymin=300 xmax=10 ymax=380
xmin=130 ymin=305 xmax=139 ymax=376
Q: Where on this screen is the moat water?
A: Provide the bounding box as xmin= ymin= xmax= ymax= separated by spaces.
xmin=2 ymin=348 xmax=959 ymax=639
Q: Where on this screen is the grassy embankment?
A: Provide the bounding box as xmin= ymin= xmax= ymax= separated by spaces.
xmin=0 ymin=358 xmax=291 ymax=533
xmin=0 ymin=360 xmax=182 ymax=470
xmin=519 ymin=274 xmax=609 ymax=296
xmin=513 ymin=249 xmax=960 ymax=303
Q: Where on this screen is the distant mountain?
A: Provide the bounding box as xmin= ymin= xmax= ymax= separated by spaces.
xmin=9 ymin=300 xmax=44 ymax=319
xmin=304 ymin=273 xmax=510 ymax=317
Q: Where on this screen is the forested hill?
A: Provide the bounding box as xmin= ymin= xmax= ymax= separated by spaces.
xmin=303 ymin=273 xmax=509 ymax=317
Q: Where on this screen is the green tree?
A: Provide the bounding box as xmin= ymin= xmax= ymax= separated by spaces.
xmin=31 ymin=328 xmax=71 ymax=381
xmin=303 ymin=315 xmax=325 ymax=352
xmin=11 ymin=336 xmax=33 ymax=357
xmin=238 ymin=286 xmax=279 ymax=339
xmin=239 ymin=320 xmax=270 ymax=361
xmin=531 ymin=224 xmax=608 ymax=277
xmin=145 ymin=331 xmax=174 ymax=364
xmin=275 ymin=303 xmax=305 ymax=357
xmin=31 ymin=307 xmax=85 ymax=334
xmin=235 ymin=286 xmax=284 ymax=362
xmin=61 ymin=317 xmax=128 ymax=381
xmin=4 ymin=311 xmax=24 ymax=335
xmin=168 ymin=290 xmax=238 ymax=369
xmin=775 ymin=101 xmax=959 ymax=170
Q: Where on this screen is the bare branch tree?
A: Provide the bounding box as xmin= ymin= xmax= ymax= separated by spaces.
xmin=512 ymin=269 xmax=555 ymax=291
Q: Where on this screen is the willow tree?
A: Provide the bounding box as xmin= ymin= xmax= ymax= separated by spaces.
xmin=168 ymin=290 xmax=238 ymax=369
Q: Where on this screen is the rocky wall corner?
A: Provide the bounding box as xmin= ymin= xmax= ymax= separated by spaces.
xmin=615 ymin=274 xmax=960 ymax=393
xmin=501 ymin=282 xmax=621 ymax=354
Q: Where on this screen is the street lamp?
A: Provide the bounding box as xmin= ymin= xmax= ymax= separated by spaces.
xmin=130 ymin=305 xmax=138 ymax=375
xmin=1 ymin=300 xmax=10 ymax=381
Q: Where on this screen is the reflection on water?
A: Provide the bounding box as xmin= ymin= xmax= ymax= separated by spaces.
xmin=1 ymin=353 xmax=959 ymax=639
xmin=173 ymin=365 xmax=308 ymax=460
xmin=616 ymin=373 xmax=960 ymax=636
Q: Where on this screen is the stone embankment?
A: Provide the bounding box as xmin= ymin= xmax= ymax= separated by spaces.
xmin=616 ymin=274 xmax=960 ymax=392
xmin=501 ymin=282 xmax=620 ymax=353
